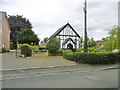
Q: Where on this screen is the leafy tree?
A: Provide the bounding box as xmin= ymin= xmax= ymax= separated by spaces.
xmin=118 ymin=27 xmax=120 ymax=51
xmin=103 ymin=26 xmax=118 ymax=52
xmin=47 ymin=37 xmax=60 ymax=53
xmin=88 ymin=37 xmax=97 ymax=47
xmin=8 ymin=15 xmax=32 ymax=49
xmin=43 ymin=37 xmax=48 ymax=43
xmin=17 ymin=28 xmax=40 ymax=45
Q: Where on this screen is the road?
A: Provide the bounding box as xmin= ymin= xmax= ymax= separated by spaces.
xmin=2 ymin=67 xmax=118 ymax=88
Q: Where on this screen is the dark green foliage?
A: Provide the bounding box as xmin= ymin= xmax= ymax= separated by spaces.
xmin=76 ymin=48 xmax=84 ymax=52
xmin=48 ymin=50 xmax=62 ymax=56
xmin=48 ymin=48 xmax=63 ymax=56
xmin=43 ymin=37 xmax=48 ymax=43
xmin=17 ymin=28 xmax=40 ymax=45
xmin=2 ymin=47 xmax=7 ymax=53
xmin=21 ymin=44 xmax=32 ymax=57
xmin=63 ymin=51 xmax=119 ymax=64
xmin=58 ymin=49 xmax=63 ymax=55
xmin=10 ymin=42 xmax=14 ymax=50
xmin=47 ymin=37 xmax=60 ymax=54
xmin=62 ymin=50 xmax=73 ymax=59
xmin=88 ymin=37 xmax=97 ymax=47
xmin=8 ymin=15 xmax=32 ymax=49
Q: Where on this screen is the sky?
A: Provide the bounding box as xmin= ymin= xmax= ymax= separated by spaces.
xmin=0 ymin=0 xmax=119 ymax=41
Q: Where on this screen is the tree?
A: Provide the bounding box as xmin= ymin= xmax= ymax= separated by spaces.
xmin=103 ymin=26 xmax=118 ymax=52
xmin=43 ymin=37 xmax=48 ymax=43
xmin=8 ymin=15 xmax=32 ymax=49
xmin=47 ymin=37 xmax=60 ymax=53
xmin=17 ymin=28 xmax=40 ymax=45
xmin=88 ymin=37 xmax=96 ymax=47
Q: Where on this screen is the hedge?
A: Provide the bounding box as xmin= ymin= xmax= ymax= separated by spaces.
xmin=21 ymin=44 xmax=32 ymax=57
xmin=63 ymin=50 xmax=119 ymax=64
xmin=63 ymin=50 xmax=73 ymax=59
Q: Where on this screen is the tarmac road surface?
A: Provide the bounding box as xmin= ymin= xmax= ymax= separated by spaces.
xmin=2 ymin=68 xmax=118 ymax=88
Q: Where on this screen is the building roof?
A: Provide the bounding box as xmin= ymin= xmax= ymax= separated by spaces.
xmin=52 ymin=23 xmax=80 ymax=38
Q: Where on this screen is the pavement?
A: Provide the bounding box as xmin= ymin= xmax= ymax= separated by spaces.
xmin=1 ymin=52 xmax=77 ymax=71
xmin=1 ymin=51 xmax=119 ymax=72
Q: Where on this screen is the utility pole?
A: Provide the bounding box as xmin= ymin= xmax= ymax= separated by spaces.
xmin=84 ymin=0 xmax=88 ymax=52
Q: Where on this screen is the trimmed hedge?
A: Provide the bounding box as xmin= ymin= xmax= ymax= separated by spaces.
xmin=21 ymin=44 xmax=32 ymax=57
xmin=63 ymin=50 xmax=73 ymax=59
xmin=63 ymin=50 xmax=119 ymax=64
xmin=76 ymin=48 xmax=84 ymax=52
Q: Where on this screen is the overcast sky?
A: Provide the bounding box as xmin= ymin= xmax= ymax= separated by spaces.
xmin=0 ymin=0 xmax=119 ymax=41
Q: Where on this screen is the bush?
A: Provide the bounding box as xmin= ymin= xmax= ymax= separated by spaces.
xmin=31 ymin=45 xmax=39 ymax=52
xmin=21 ymin=44 xmax=32 ymax=57
xmin=88 ymin=46 xmax=100 ymax=52
xmin=47 ymin=37 xmax=60 ymax=54
xmin=62 ymin=50 xmax=73 ymax=59
xmin=2 ymin=47 xmax=6 ymax=53
xmin=57 ymin=48 xmax=63 ymax=55
xmin=63 ymin=51 xmax=119 ymax=64
xmin=76 ymin=48 xmax=84 ymax=52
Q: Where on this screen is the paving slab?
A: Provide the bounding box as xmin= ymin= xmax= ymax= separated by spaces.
xmin=1 ymin=52 xmax=77 ymax=71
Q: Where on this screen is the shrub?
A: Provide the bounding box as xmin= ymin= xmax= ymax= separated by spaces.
xmin=76 ymin=48 xmax=84 ymax=52
xmin=58 ymin=48 xmax=63 ymax=53
xmin=63 ymin=51 xmax=119 ymax=64
xmin=88 ymin=46 xmax=100 ymax=52
xmin=2 ymin=47 xmax=6 ymax=53
xmin=31 ymin=45 xmax=39 ymax=52
xmin=57 ymin=49 xmax=63 ymax=56
xmin=47 ymin=37 xmax=60 ymax=54
xmin=62 ymin=50 xmax=73 ymax=59
xmin=21 ymin=44 xmax=32 ymax=57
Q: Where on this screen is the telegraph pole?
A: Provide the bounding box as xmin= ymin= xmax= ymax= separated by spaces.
xmin=84 ymin=0 xmax=88 ymax=52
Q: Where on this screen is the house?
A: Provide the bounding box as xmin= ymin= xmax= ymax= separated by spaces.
xmin=52 ymin=23 xmax=81 ymax=51
xmin=0 ymin=11 xmax=10 ymax=52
